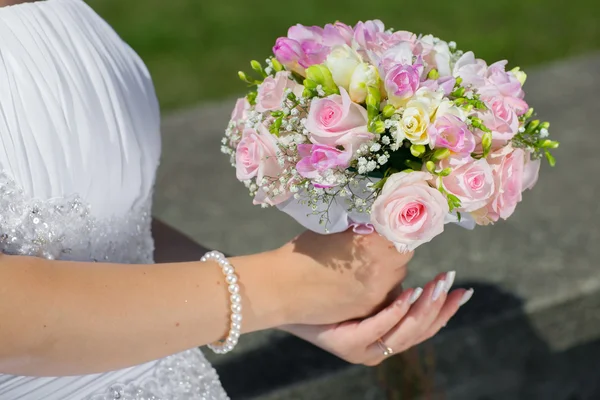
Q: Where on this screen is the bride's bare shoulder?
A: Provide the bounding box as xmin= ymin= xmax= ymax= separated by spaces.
xmin=0 ymin=0 xmax=41 ymax=7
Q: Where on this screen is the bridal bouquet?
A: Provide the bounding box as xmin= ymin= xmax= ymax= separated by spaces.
xmin=222 ymin=20 xmax=559 ymax=252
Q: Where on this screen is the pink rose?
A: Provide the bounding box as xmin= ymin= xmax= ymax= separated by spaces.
xmin=384 ymin=62 xmax=423 ymax=107
xmin=439 ymin=158 xmax=495 ymax=212
xmin=296 ymin=144 xmax=351 ymax=188
xmin=484 ymin=146 xmax=527 ymax=221
xmin=235 ymin=125 xmax=291 ymax=205
xmin=227 ymin=97 xmax=250 ymax=148
xmin=371 ymin=171 xmax=449 ymax=252
xmin=428 ymin=115 xmax=476 ymax=156
xmin=453 ymin=51 xmax=487 ymax=88
xmin=522 ymin=156 xmax=541 ymax=191
xmin=236 ymin=127 xmax=269 ymax=181
xmin=230 ymin=97 xmax=250 ymax=124
xmin=305 ymin=87 xmax=373 ymax=151
xmin=255 ymin=71 xmax=296 ymax=113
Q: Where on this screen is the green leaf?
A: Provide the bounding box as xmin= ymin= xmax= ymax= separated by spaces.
xmin=246 ymin=91 xmax=257 ymax=105
xmin=269 ymin=117 xmax=283 ymax=136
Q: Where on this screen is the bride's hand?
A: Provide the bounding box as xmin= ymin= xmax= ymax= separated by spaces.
xmin=272 ymin=229 xmax=413 ymax=326
xmin=280 ymin=272 xmax=473 ymax=366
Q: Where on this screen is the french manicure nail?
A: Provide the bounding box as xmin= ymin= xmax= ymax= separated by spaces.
xmin=409 ymin=287 xmax=423 ymax=305
xmin=432 ymin=280 xmax=445 ymax=301
xmin=459 ymin=289 xmax=474 ymax=306
xmin=443 ymin=271 xmax=456 ymax=293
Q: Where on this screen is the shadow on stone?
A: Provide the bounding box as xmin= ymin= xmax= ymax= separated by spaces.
xmin=379 ymin=281 xmax=600 ymax=400
xmin=215 ymin=281 xmax=600 ymax=400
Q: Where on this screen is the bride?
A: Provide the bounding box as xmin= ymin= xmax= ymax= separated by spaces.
xmin=0 ymin=0 xmax=472 ymax=398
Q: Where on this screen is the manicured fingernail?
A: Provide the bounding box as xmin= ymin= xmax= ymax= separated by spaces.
xmin=459 ymin=289 xmax=474 ymax=306
xmin=409 ymin=287 xmax=423 ymax=305
xmin=443 ymin=271 xmax=456 ymax=293
xmin=432 ymin=280 xmax=445 ymax=301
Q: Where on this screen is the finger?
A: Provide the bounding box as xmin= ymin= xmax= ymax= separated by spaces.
xmin=416 ymin=288 xmax=474 ymax=343
xmin=356 ymin=288 xmax=420 ymax=342
xmin=378 ymin=276 xmax=450 ymax=352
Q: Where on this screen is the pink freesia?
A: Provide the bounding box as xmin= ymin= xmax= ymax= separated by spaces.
xmin=353 ymin=20 xmax=416 ymax=62
xmin=428 ymin=115 xmax=476 ymax=156
xmin=439 ymin=157 xmax=495 ymax=212
xmin=453 ymin=51 xmax=487 ymax=88
xmin=420 ymin=76 xmax=456 ymax=96
xmin=323 ymin=22 xmax=354 ymax=46
xmin=273 ymin=23 xmax=351 ymax=76
xmin=415 ymin=35 xmax=452 ymax=77
xmin=353 ymin=20 xmax=386 ymax=50
xmin=371 ymin=171 xmax=449 ymax=253
xmin=478 ymin=97 xmax=520 ymax=143
xmin=296 ymin=144 xmax=351 ymax=188
xmin=384 ymin=61 xmax=424 ymax=107
xmin=305 ymin=87 xmax=373 ymax=151
xmin=479 ymin=61 xmax=528 ymax=116
xmin=255 ymin=71 xmax=299 ymax=113
xmin=272 ymin=38 xmax=306 ymax=75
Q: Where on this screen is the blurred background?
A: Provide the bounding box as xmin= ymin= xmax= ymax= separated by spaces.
xmin=89 ymin=1 xmax=600 ymax=399
xmin=92 ymin=0 xmax=600 ymax=111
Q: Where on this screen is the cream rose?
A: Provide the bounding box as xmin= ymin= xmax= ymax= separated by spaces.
xmin=397 ymin=100 xmax=431 ymax=145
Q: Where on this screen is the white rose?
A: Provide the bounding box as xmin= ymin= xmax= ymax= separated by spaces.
xmin=324 ymin=45 xmax=362 ymax=90
xmin=348 ymin=63 xmax=380 ymax=103
xmin=398 ymin=100 xmax=431 ymax=145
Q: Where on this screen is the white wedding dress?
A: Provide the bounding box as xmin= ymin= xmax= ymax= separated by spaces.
xmin=0 ymin=0 xmax=229 ymax=398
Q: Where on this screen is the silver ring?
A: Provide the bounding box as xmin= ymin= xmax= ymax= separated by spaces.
xmin=377 ymin=339 xmax=394 ymax=357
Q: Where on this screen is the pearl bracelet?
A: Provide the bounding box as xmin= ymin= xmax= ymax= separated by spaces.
xmin=201 ymin=250 xmax=242 ymax=354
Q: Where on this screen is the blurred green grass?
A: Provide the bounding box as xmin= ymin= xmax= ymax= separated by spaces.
xmin=90 ymin=0 xmax=600 ymax=111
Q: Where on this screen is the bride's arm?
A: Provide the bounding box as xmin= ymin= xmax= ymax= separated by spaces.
xmin=0 ymin=230 xmax=412 ymax=377
xmin=0 ymin=252 xmax=283 ymax=376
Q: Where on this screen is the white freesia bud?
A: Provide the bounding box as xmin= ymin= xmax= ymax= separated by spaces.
xmin=348 ymin=63 xmax=380 ymax=103
xmin=324 ymin=45 xmax=362 ymax=90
